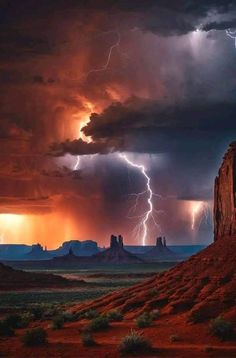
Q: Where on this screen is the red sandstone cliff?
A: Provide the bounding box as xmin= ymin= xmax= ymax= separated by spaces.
xmin=214 ymin=142 xmax=236 ymax=241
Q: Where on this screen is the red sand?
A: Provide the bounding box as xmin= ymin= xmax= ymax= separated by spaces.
xmin=1 ymin=315 xmax=236 ymax=357
xmin=73 ymin=236 xmax=236 ymax=323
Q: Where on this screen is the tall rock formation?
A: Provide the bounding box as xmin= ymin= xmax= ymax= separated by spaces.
xmin=214 ymin=142 xmax=236 ymax=240
xmin=92 ymin=235 xmax=143 ymax=264
xmin=142 ymin=236 xmax=177 ymax=261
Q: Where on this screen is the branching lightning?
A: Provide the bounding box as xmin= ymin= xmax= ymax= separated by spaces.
xmin=119 ymin=153 xmax=161 ymax=246
xmin=226 ymin=29 xmax=236 ymax=48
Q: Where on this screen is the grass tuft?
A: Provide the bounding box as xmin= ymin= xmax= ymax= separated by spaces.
xmin=119 ymin=330 xmax=152 ymax=355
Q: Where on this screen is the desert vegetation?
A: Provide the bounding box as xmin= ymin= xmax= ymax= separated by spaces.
xmin=51 ymin=315 xmax=65 ymax=330
xmin=81 ymin=332 xmax=97 ymax=347
xmin=22 ymin=328 xmax=48 ymax=346
xmin=136 ymin=312 xmax=153 ymax=328
xmin=107 ymin=309 xmax=123 ymax=322
xmin=119 ymin=330 xmax=152 ymax=355
xmin=209 ymin=316 xmax=234 ymax=341
xmin=88 ymin=314 xmax=110 ymax=332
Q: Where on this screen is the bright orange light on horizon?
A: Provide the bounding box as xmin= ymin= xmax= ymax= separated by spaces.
xmin=0 ymin=214 xmax=25 ymax=244
xmin=0 ymin=212 xmax=82 ymax=249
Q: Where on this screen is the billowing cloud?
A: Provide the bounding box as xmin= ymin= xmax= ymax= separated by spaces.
xmin=0 ymin=0 xmax=236 ymax=246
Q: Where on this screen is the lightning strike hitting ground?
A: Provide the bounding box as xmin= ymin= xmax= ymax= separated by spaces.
xmin=226 ymin=29 xmax=236 ymax=48
xmin=191 ymin=201 xmax=211 ymax=231
xmin=119 ymin=153 xmax=161 ymax=246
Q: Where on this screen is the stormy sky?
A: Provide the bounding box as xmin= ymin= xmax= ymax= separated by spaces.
xmin=0 ymin=0 xmax=236 ymax=248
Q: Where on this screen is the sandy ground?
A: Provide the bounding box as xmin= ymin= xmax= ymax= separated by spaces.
xmin=1 ymin=314 xmax=236 ymax=358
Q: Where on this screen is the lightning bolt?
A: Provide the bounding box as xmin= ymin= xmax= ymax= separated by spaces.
xmin=71 ymin=31 xmax=122 ymax=171
xmin=70 ymin=30 xmax=162 ymax=245
xmin=191 ymin=201 xmax=211 ymax=231
xmin=119 ymin=153 xmax=161 ymax=246
xmin=73 ymin=156 xmax=80 ymax=171
xmin=86 ymin=31 xmax=121 ymax=78
xmin=226 ymin=29 xmax=236 ymax=48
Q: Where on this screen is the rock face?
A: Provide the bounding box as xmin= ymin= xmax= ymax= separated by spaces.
xmin=214 ymin=142 xmax=236 ymax=240
xmin=25 ymin=244 xmax=52 ymax=260
xmin=0 ymin=244 xmax=31 ymax=260
xmin=51 ymin=240 xmax=99 ymax=257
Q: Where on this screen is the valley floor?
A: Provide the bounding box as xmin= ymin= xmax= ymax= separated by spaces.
xmin=1 ymin=314 xmax=236 ymax=357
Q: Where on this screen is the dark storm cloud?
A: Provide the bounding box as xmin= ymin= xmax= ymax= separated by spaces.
xmin=47 ymin=94 xmax=234 ymax=217
xmin=1 ymin=0 xmax=236 ymax=40
xmin=82 ymin=100 xmax=236 ymax=141
xmin=202 ymin=19 xmax=236 ymax=31
xmin=141 ymin=10 xmax=195 ymax=36
xmin=0 ymin=31 xmax=52 ymax=60
xmin=49 ymin=138 xmax=111 ymax=156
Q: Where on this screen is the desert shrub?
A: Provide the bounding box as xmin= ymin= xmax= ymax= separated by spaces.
xmin=19 ymin=313 xmax=34 ymax=328
xmin=149 ymin=288 xmax=158 ymax=297
xmin=0 ymin=319 xmax=15 ymax=337
xmin=30 ymin=305 xmax=46 ymax=320
xmin=119 ymin=330 xmax=152 ymax=355
xmin=209 ymin=316 xmax=234 ymax=341
xmin=4 ymin=314 xmax=22 ymax=329
xmin=52 ymin=315 xmax=64 ymax=330
xmin=136 ymin=312 xmax=153 ymax=328
xmin=83 ymin=309 xmax=99 ymax=320
xmin=169 ymin=334 xmax=180 ymax=342
xmin=107 ymin=309 xmax=123 ymax=322
xmin=42 ymin=305 xmax=60 ymax=320
xmin=88 ymin=315 xmax=110 ymax=331
xmin=81 ymin=332 xmax=96 ymax=347
xmin=4 ymin=313 xmax=33 ymax=329
xmin=150 ymin=309 xmax=160 ymax=320
xmin=62 ymin=311 xmax=77 ymax=322
xmin=22 ymin=328 xmax=48 ymax=346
